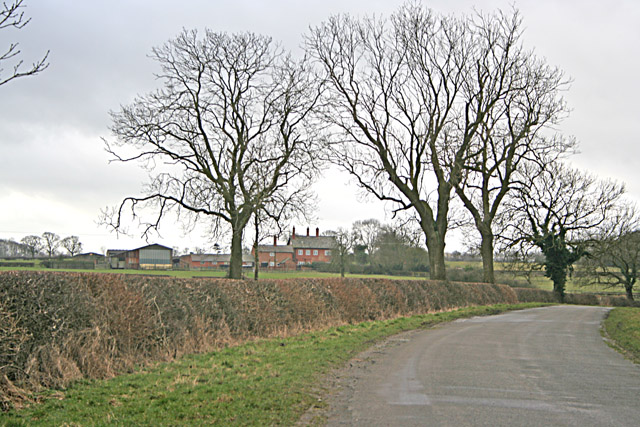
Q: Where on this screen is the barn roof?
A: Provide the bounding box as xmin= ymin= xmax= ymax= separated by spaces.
xmin=134 ymin=244 xmax=173 ymax=251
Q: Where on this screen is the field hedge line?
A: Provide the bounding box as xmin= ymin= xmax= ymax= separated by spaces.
xmin=511 ymin=287 xmax=640 ymax=307
xmin=0 ymin=271 xmax=636 ymax=410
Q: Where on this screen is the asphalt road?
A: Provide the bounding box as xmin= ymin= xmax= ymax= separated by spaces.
xmin=325 ymin=306 xmax=640 ymax=426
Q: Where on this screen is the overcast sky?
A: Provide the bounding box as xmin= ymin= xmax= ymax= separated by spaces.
xmin=1 ymin=0 xmax=639 ymax=254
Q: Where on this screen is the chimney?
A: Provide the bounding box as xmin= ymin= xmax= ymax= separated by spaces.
xmin=306 ymin=227 xmax=310 ymax=236
xmin=292 ymin=226 xmax=296 ymax=239
xmin=316 ymin=227 xmax=319 ymax=237
xmin=273 ymin=235 xmax=277 ymax=246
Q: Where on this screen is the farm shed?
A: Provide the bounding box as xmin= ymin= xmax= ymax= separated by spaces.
xmin=107 ymin=244 xmax=173 ymax=270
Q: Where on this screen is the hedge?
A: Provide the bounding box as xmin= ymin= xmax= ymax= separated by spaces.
xmin=512 ymin=287 xmax=640 ymax=307
xmin=2 ymin=271 xmax=636 ymax=410
xmin=0 ymin=271 xmax=521 ymax=409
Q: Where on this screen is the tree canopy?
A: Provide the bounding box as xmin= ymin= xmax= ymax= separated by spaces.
xmin=105 ymin=30 xmax=324 ymax=278
xmin=0 ymin=0 xmax=48 ymax=87
xmin=306 ymin=3 xmax=569 ymax=280
xmin=501 ymin=162 xmax=626 ymax=300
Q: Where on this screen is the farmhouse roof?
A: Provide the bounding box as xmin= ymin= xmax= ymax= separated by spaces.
xmin=289 ymin=236 xmax=336 ymax=249
xmin=257 ymin=244 xmax=294 ymax=253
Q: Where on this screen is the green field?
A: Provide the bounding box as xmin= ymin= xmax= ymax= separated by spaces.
xmin=0 ymin=303 xmax=549 ymax=426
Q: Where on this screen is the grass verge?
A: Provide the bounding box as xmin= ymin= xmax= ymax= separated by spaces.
xmin=603 ymin=307 xmax=640 ymax=363
xmin=0 ymin=303 xmax=550 ymax=426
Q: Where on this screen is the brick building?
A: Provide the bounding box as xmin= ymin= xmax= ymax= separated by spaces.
xmin=254 ymin=227 xmax=335 ymax=269
xmin=254 ymin=237 xmax=297 ymax=269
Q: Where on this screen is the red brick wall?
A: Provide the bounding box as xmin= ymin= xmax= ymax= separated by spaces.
xmin=293 ymin=248 xmax=332 ymax=264
xmin=255 ymin=250 xmax=293 ymax=267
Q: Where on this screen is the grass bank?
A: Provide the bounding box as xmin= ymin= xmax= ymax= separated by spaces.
xmin=0 ymin=303 xmax=548 ymax=426
xmin=603 ymin=307 xmax=640 ymax=363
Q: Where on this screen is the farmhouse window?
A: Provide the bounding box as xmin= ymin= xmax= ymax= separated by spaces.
xmin=325 ymin=250 xmax=331 ymax=256
xmin=306 ymin=250 xmax=311 ymax=255
xmin=298 ymin=249 xmax=303 ymax=255
xmin=313 ymin=250 xmax=318 ymax=255
xmin=269 ymin=252 xmax=275 ymax=256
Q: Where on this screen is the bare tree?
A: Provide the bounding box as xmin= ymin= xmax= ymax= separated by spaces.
xmin=306 ymin=4 xmax=561 ymax=280
xmin=577 ymin=205 xmax=640 ymax=300
xmin=41 ymin=231 xmax=60 ymax=258
xmin=104 ymin=30 xmax=323 ymax=279
xmin=450 ymin=11 xmax=572 ymax=283
xmin=325 ymin=228 xmax=353 ymax=277
xmin=0 ymin=0 xmax=48 ymax=87
xmin=501 ymin=162 xmax=625 ymax=300
xmin=20 ymin=234 xmax=41 ymax=258
xmin=351 ymin=218 xmax=381 ymax=258
xmin=60 ymin=235 xmax=83 ymax=257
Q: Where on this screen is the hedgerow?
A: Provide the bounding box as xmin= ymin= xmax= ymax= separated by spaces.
xmin=0 ymin=271 xmax=521 ymax=409
xmin=4 ymin=271 xmax=634 ymax=410
xmin=512 ymin=287 xmax=558 ymax=303
xmin=512 ymin=287 xmax=640 ymax=307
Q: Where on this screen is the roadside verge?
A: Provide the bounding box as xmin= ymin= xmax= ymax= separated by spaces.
xmin=1 ymin=303 xmax=550 ymax=426
xmin=602 ymin=307 xmax=640 ymax=364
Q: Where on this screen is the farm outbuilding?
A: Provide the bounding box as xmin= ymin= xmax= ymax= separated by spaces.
xmin=107 ymin=244 xmax=173 ymax=270
xmin=178 ymin=253 xmax=254 ymax=270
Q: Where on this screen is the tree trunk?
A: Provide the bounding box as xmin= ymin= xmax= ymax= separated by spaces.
xmin=419 ymin=205 xmax=448 ymax=281
xmin=547 ymin=266 xmax=566 ymax=303
xmin=426 ymin=236 xmax=447 ymax=280
xmin=253 ymin=214 xmax=259 ymax=281
xmin=625 ymin=284 xmax=634 ymax=301
xmin=479 ymin=227 xmax=495 ymax=283
xmin=228 ymin=226 xmax=244 ymax=280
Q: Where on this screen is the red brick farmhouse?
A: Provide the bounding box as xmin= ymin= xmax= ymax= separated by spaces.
xmin=253 ymin=227 xmax=336 ymax=269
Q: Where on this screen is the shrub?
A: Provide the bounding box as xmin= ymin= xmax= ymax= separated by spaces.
xmin=564 ymin=293 xmax=600 ymax=306
xmin=511 ymin=287 xmax=640 ymax=307
xmin=0 ymin=262 xmax=35 ymax=268
xmin=41 ymin=260 xmax=95 ymax=269
xmin=595 ymin=295 xmax=640 ymax=308
xmin=0 ymin=271 xmax=519 ymax=409
xmin=512 ymin=288 xmax=558 ymax=303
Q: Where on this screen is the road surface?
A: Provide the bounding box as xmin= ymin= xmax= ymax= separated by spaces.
xmin=325 ymin=306 xmax=640 ymax=426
